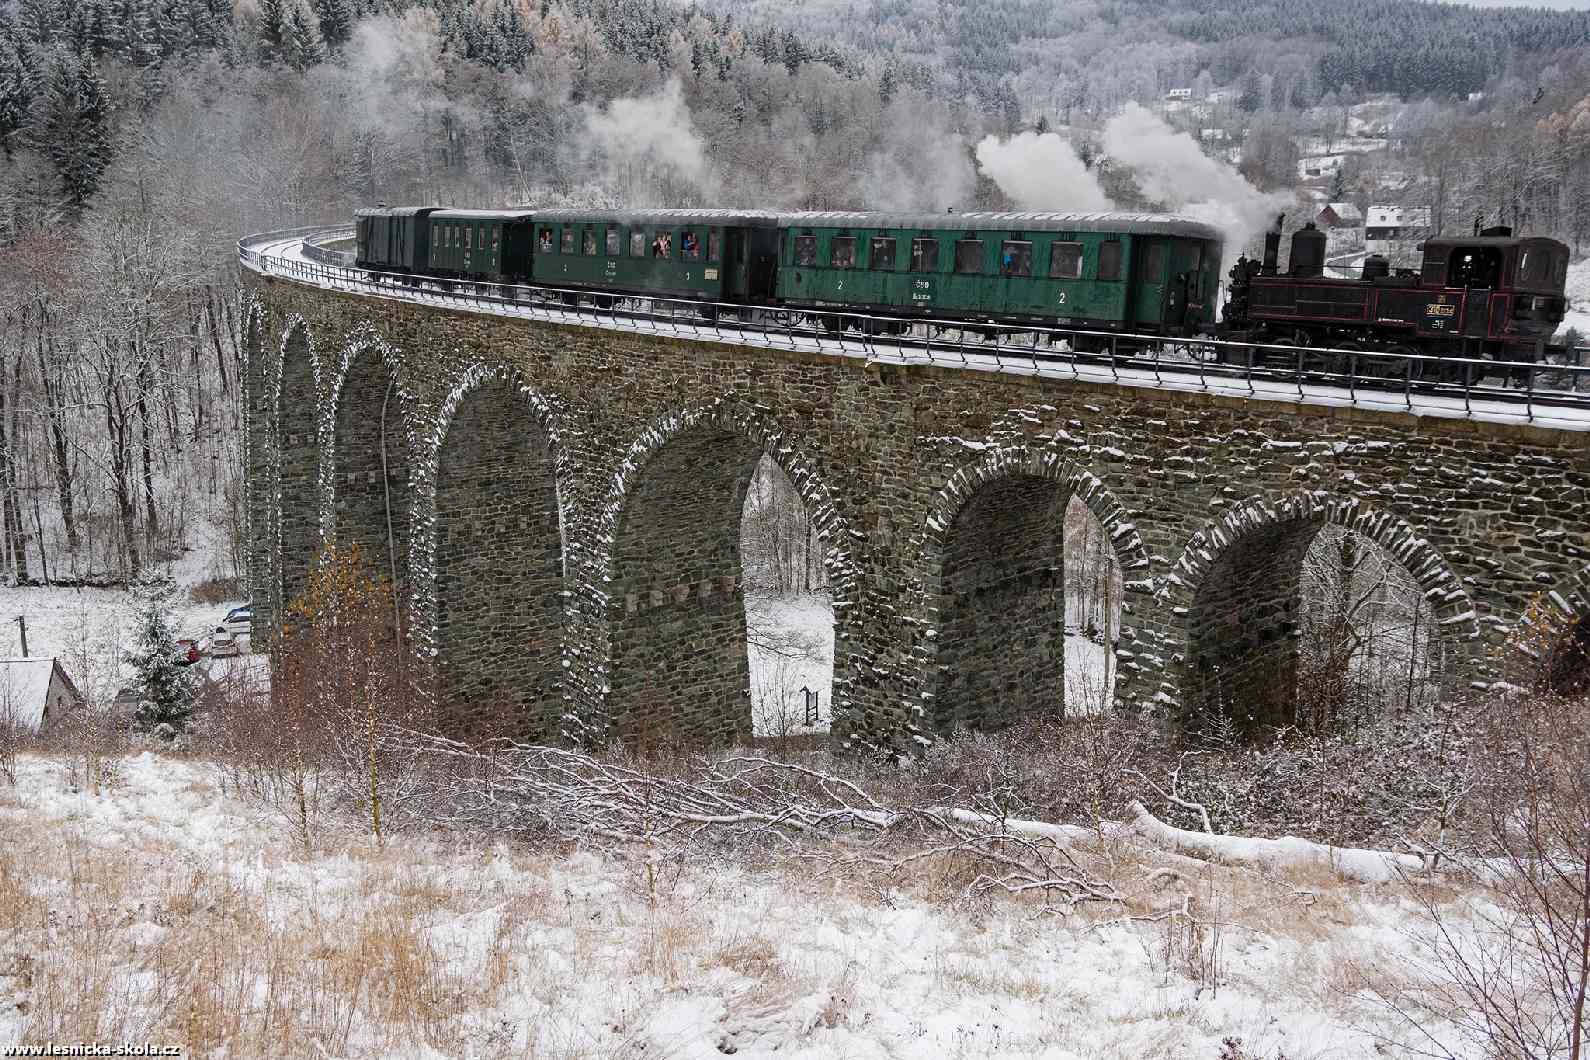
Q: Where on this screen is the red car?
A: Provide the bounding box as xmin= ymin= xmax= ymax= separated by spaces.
xmin=175 ymin=638 xmax=203 ymax=665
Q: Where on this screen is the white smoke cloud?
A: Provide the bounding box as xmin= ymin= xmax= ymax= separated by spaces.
xmin=861 ymin=95 xmax=976 ymax=213
xmin=972 ymin=131 xmax=1111 ymax=212
xmin=585 ymin=79 xmax=714 ymax=206
xmin=1101 ymin=102 xmax=1289 ymax=270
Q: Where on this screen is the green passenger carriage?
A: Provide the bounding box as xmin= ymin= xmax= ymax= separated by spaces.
xmin=773 ymin=212 xmax=1223 ymax=336
xmin=426 ymin=209 xmax=537 ymax=282
xmin=529 ymin=209 xmax=779 ymax=305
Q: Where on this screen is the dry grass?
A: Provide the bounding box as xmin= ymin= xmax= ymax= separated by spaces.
xmin=0 ymin=749 xmax=1511 ymax=1059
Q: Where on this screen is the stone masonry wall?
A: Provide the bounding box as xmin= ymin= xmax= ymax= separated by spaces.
xmin=241 ymin=271 xmax=1590 ymax=748
xmin=932 ymin=475 xmax=1067 ymax=732
xmin=331 ymin=348 xmax=413 ymax=600
xmin=434 ymin=380 xmax=564 ymax=740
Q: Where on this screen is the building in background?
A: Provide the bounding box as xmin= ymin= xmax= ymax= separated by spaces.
xmin=1365 ymin=205 xmax=1432 ymax=267
xmin=0 ymin=657 xmax=83 ymax=733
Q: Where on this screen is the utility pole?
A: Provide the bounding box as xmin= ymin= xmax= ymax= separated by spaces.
xmin=12 ymin=615 xmax=27 ymax=657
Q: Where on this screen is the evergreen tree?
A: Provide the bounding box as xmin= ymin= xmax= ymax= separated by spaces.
xmin=312 ymin=0 xmax=351 ymax=53
xmin=285 ymin=0 xmax=321 ymax=71
xmin=36 ymin=54 xmax=111 ymax=216
xmin=1237 ymin=70 xmax=1263 ymax=113
xmin=126 ymin=577 xmax=199 ymax=729
xmin=878 ymin=63 xmax=895 ymax=106
xmin=0 ymin=33 xmax=27 ymax=160
xmin=256 ymin=0 xmax=287 ymax=63
xmin=103 ymin=0 xmax=158 ymax=66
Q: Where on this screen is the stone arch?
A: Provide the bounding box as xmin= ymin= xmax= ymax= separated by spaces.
xmin=238 ymin=297 xmax=270 ymax=613
xmin=917 ymin=446 xmax=1153 ymax=735
xmin=422 ymin=364 xmax=567 ymax=741
xmin=273 ymin=315 xmax=323 ymax=617
xmin=325 ymin=326 xmax=418 ymax=607
xmin=598 ymin=401 xmax=857 ymax=749
xmin=1166 ymin=490 xmax=1481 ymax=728
xmin=1519 ymin=564 xmax=1590 ymax=696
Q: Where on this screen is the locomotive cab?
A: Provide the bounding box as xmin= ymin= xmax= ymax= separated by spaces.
xmin=1419 ymin=232 xmax=1569 ymax=343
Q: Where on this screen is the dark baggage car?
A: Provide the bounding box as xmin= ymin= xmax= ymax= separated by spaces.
xmin=355 ymin=206 xmax=443 ymax=273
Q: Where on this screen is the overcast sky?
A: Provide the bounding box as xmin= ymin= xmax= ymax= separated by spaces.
xmin=1449 ymin=0 xmax=1590 ymax=8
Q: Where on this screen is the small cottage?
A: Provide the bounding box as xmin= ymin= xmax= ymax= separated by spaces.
xmin=0 ymin=657 xmax=84 ymax=733
xmin=1318 ymin=202 xmax=1363 ymax=229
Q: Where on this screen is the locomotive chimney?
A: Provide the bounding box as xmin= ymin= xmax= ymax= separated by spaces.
xmin=1262 ymin=213 xmax=1283 ymax=276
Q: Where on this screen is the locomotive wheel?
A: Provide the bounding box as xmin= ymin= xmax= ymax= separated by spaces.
xmin=1359 ymin=344 xmax=1419 ymax=380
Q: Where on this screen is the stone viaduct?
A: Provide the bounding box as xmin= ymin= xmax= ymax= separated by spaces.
xmin=240 ymin=265 xmax=1590 ymax=749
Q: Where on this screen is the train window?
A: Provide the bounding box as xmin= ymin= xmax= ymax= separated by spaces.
xmin=870 ymin=237 xmax=896 ymax=271
xmin=539 ymin=228 xmax=554 ymax=253
xmin=708 ymin=229 xmax=721 ymax=262
xmin=954 ymin=239 xmax=983 ymax=274
xmin=606 ymin=227 xmax=621 ymax=256
xmin=491 ymin=226 xmax=500 ymax=251
xmin=1144 ymin=242 xmax=1166 ymax=277
xmin=794 ymin=235 xmax=817 ymax=267
xmin=1049 ymin=242 xmax=1083 ymax=279
xmin=910 ymin=238 xmax=939 ymax=271
xmin=1422 ymin=258 xmax=1445 ymax=285
xmin=999 ymin=240 xmax=1032 ymax=278
xmin=652 ymin=231 xmax=672 ymax=258
xmin=831 ymin=237 xmax=856 ymax=269
xmin=682 ymin=230 xmax=701 ymax=261
xmin=1518 ymin=248 xmax=1552 ymax=286
xmin=1098 ymin=240 xmax=1122 ymax=281
xmin=583 ymin=228 xmax=597 ymax=255
xmin=464 ymin=227 xmax=472 ymax=250
xmin=631 ymin=231 xmax=646 ymax=257
xmin=1450 ymin=246 xmax=1501 ymax=289
xmin=561 ymin=228 xmax=575 ymax=254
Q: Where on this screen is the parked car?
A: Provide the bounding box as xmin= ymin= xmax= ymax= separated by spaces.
xmin=175 ymin=638 xmax=203 ymax=665
xmin=209 ymin=626 xmax=239 ymax=658
xmin=222 ymin=605 xmax=252 ymax=636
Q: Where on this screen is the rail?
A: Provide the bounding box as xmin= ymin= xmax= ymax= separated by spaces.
xmin=238 ymin=227 xmax=1590 ymax=426
xmin=301 ymin=227 xmax=356 ymax=267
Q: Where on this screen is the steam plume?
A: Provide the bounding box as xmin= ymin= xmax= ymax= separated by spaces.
xmin=1102 ymin=103 xmax=1288 ymax=269
xmin=973 ymin=131 xmax=1110 ymax=212
xmin=585 ymin=80 xmax=713 ymax=205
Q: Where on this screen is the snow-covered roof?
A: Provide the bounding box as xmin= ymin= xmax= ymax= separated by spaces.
xmin=0 ymin=658 xmax=78 ymax=732
xmin=1323 ymin=202 xmax=1363 ymax=223
xmin=779 ymin=212 xmax=1225 ymax=241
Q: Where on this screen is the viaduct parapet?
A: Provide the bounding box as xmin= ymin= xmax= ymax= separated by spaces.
xmin=240 ymin=264 xmax=1590 ymax=748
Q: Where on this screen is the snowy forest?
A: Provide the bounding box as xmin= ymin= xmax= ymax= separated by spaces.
xmin=2 ymin=0 xmax=1590 ymax=588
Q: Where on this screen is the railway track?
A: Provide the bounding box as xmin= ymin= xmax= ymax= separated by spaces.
xmin=239 ymin=228 xmax=1590 ymax=427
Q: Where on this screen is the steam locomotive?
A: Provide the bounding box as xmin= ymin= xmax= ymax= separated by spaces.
xmin=353 ymin=205 xmax=1572 ymax=371
xmin=1221 ymin=216 xmax=1571 ymax=375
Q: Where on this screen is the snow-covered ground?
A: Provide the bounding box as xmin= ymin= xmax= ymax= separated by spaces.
xmin=1562 ymin=257 xmax=1590 ymax=343
xmin=0 ymin=751 xmax=1497 ymax=1058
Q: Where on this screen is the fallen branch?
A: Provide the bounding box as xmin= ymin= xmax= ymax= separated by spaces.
xmin=1126 ymin=800 xmax=1428 ymax=884
xmin=395 ymin=734 xmax=1125 ymax=912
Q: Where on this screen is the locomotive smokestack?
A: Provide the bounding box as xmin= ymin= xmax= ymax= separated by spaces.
xmin=1262 ymin=213 xmax=1284 ymax=276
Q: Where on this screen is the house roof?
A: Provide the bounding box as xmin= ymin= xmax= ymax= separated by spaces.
xmin=1323 ymin=202 xmax=1363 ymax=222
xmin=0 ymin=657 xmax=78 ymax=731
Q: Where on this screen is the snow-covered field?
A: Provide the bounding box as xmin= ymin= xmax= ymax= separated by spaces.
xmin=2 ymin=581 xmax=257 ymax=700
xmin=0 ymin=751 xmax=1496 ymax=1058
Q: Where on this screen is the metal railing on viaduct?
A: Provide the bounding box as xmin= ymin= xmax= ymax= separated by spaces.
xmin=238 ymin=227 xmax=1590 ymax=749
